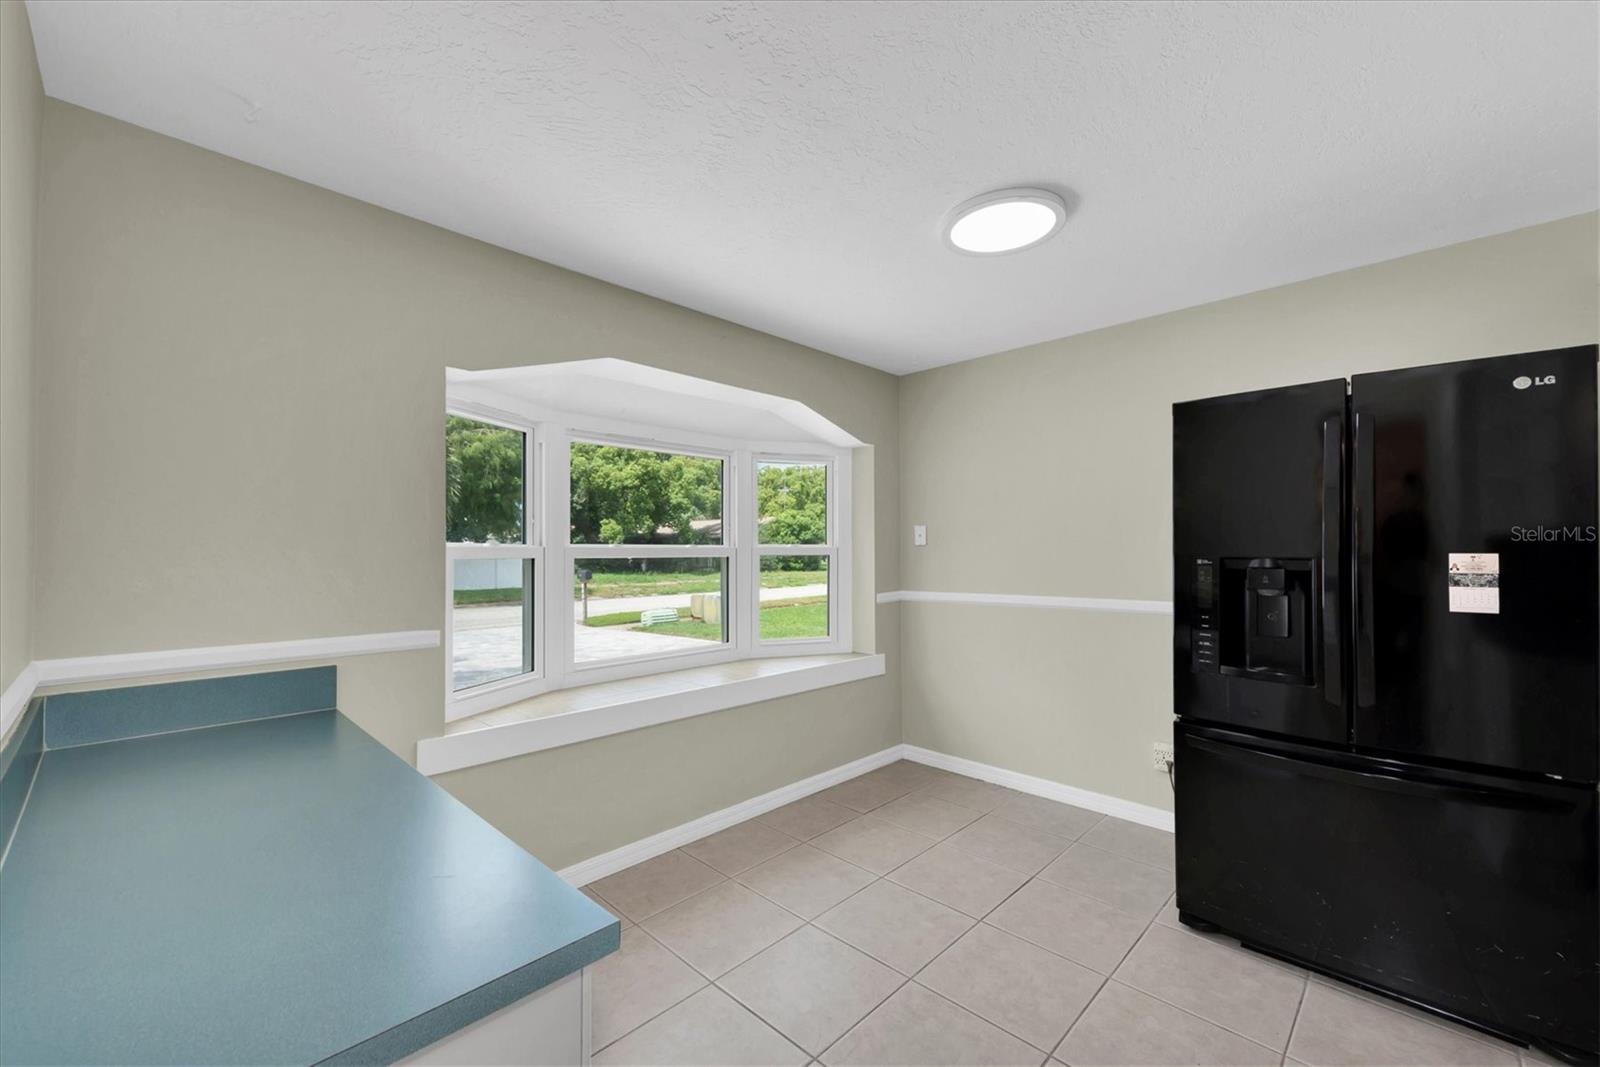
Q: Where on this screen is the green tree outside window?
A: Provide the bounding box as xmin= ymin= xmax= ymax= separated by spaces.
xmin=446 ymin=416 xmax=525 ymax=543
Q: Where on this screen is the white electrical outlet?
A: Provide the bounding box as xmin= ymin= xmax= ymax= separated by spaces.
xmin=1152 ymin=741 xmax=1174 ymax=772
xmin=913 ymin=524 xmax=927 ymax=546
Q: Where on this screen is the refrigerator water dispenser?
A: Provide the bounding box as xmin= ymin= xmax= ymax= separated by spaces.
xmin=1218 ymin=557 xmax=1314 ymax=685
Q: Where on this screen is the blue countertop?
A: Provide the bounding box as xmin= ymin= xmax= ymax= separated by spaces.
xmin=0 ymin=705 xmax=619 ymax=1065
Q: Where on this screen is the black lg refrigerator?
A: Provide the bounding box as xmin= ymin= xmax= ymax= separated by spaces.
xmin=1172 ymin=345 xmax=1599 ymax=1064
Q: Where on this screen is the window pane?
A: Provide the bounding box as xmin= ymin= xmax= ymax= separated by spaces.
xmin=446 ymin=415 xmax=526 ymax=543
xmin=573 ymin=557 xmax=728 ymax=663
xmin=452 ymin=557 xmax=533 ymax=690
xmin=570 ymin=442 xmax=724 ymax=545
xmin=759 ymin=556 xmax=829 ymax=641
xmin=757 ymin=462 xmax=827 ymax=545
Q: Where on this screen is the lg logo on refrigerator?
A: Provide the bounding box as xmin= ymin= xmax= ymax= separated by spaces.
xmin=1512 ymin=374 xmax=1556 ymax=390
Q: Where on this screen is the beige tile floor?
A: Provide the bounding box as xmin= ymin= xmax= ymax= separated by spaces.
xmin=580 ymin=760 xmax=1547 ymax=1067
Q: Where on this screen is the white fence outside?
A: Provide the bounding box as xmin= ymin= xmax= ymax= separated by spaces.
xmin=453 ymin=557 xmax=525 ymax=591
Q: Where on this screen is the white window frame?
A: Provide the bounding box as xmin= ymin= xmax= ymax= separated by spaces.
xmin=445 ymin=405 xmax=546 ymax=721
xmin=561 ymin=428 xmax=738 ymax=684
xmin=745 ymin=453 xmax=850 ymax=656
xmin=445 ymin=401 xmax=853 ymax=722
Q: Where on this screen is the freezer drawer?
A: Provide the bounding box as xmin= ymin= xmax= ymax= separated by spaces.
xmin=1175 ymin=724 xmax=1598 ymax=1057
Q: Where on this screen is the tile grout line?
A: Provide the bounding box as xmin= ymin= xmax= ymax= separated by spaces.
xmin=896 ymin=977 xmax=1055 ymax=1061
xmin=1106 ymin=967 xmax=1298 ymax=1057
xmin=589 ymin=929 xmax=707 ymax=1055
xmin=745 ymin=928 xmax=916 ymax=1063
xmin=803 ymin=801 xmax=1045 ymax=1065
xmin=811 ymin=971 xmax=915 ymax=1065
xmin=597 ymin=874 xmax=851 ymax=1061
xmin=720 ymin=766 xmax=951 ymax=1061
xmin=1086 ymin=891 xmax=1310 ymax=1058
xmin=589 ymin=763 xmax=1193 ymax=1064
xmin=893 ymin=892 xmax=1072 ymax=1060
xmin=1048 ymin=967 xmax=1113 ymax=1064
xmin=712 ymin=978 xmax=815 ymax=1066
xmin=598 ymin=817 xmax=907 ymax=1057
xmin=603 ymin=762 xmax=1532 ymax=1066
xmin=586 ymin=844 xmax=766 ymax=1054
xmin=823 ymin=772 xmax=1132 ymax=861
xmin=588 ymin=773 xmax=989 ymax=1055
xmin=1078 ymin=976 xmax=1285 ymax=1061
xmin=586 ymin=882 xmax=720 ymax=1054
xmin=1051 ymin=878 xmax=1176 ymax=1062
xmin=732 ymin=769 xmax=981 ymax=1059
xmin=1146 ymin=909 xmax=1305 ymax=981
xmin=1302 ymin=973 xmax=1530 ymax=1062
xmin=777 ymin=775 xmax=1151 ymax=1051
xmin=802 ymin=779 xmax=1132 ymax=1060
xmin=1112 ymin=899 xmax=1522 ymax=1064
xmin=968 ymin=876 xmax=1155 ymax=972
xmin=1282 ymin=973 xmax=1311 ymax=1067
xmin=898 ymin=805 xmax=1179 ymax=1061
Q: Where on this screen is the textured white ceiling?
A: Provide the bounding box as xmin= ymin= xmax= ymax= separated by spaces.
xmin=26 ymin=1 xmax=1599 ymax=374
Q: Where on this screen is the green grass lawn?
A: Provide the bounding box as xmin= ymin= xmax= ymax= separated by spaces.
xmin=454 ymin=587 xmax=526 ymax=606
xmin=755 ymin=598 xmax=829 ymax=640
xmin=630 ymin=597 xmax=828 ymax=641
xmin=577 ymin=569 xmax=821 ymax=599
xmin=629 ymin=616 xmax=720 ymax=639
xmin=454 ymin=569 xmax=824 ymax=606
xmin=582 ymin=609 xmax=647 ymax=627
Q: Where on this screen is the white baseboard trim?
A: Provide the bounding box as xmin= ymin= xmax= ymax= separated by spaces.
xmin=556 ymin=740 xmax=1173 ymax=887
xmin=555 ymin=745 xmax=903 ymax=886
xmin=0 ymin=663 xmax=40 ymax=745
xmin=878 ymin=590 xmax=1173 ymax=615
xmin=31 ymin=629 xmax=441 ymax=688
xmin=900 ymin=744 xmax=1175 ymax=833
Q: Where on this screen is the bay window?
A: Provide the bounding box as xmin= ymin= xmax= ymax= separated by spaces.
xmin=444 ymin=402 xmax=851 ymax=722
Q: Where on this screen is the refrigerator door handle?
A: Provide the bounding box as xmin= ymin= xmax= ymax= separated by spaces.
xmin=1353 ymin=411 xmax=1377 ymax=709
xmin=1183 ymin=730 xmax=1580 ymax=813
xmin=1321 ymin=417 xmax=1343 ymax=708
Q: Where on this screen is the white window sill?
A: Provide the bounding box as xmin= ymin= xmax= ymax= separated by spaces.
xmin=416 ymin=653 xmax=886 ymax=776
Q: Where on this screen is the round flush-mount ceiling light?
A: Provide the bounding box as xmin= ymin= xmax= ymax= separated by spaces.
xmin=944 ymin=187 xmax=1067 ymax=255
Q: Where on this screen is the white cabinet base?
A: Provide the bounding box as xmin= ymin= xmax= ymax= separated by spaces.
xmin=400 ymin=968 xmax=591 ymax=1066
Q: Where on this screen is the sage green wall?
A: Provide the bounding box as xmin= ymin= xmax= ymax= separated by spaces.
xmin=0 ymin=0 xmax=41 ymax=701
xmin=898 ymin=213 xmax=1600 ymax=812
xmin=23 ymin=76 xmax=1598 ymax=859
xmin=0 ymin=0 xmax=41 ymax=700
xmin=33 ymin=100 xmax=901 ymax=869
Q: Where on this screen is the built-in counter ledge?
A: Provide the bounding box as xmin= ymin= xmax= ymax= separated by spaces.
xmin=1 ymin=630 xmax=442 ymax=743
xmin=418 ymin=653 xmax=887 ymax=776
xmin=0 ymin=668 xmax=618 ymax=1065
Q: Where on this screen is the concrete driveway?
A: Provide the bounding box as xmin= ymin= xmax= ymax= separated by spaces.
xmin=452 ymin=585 xmax=830 ymax=689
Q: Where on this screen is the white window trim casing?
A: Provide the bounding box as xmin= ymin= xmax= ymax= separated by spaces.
xmin=746 ymin=450 xmax=849 ymax=658
xmin=445 ymin=407 xmax=544 ymax=720
xmin=445 ymin=399 xmax=853 ymax=723
xmin=557 ymin=428 xmax=735 ymax=688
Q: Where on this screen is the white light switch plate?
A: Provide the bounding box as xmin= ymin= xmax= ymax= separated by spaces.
xmin=913 ymin=524 xmax=927 ymax=546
